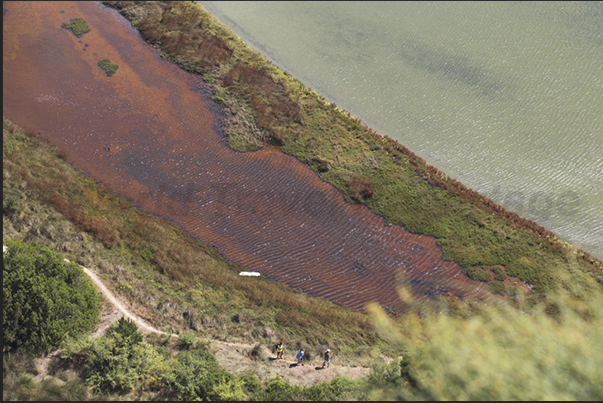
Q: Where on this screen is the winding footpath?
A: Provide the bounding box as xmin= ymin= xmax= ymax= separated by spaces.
xmin=3 ymin=244 xmax=175 ymax=337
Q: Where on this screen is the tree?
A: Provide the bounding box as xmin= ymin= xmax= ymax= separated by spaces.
xmin=3 ymin=239 xmax=100 ymax=356
xmin=82 ymin=317 xmax=162 ymax=394
xmin=161 ymin=348 xmax=235 ymax=400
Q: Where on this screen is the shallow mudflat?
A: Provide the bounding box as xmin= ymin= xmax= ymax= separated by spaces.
xmin=2 ymin=1 xmax=489 ymax=313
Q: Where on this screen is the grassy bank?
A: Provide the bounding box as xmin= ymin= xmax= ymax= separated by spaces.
xmin=101 ymin=1 xmax=602 ymax=298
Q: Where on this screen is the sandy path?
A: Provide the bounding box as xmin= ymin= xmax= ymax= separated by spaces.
xmin=78 ymin=263 xmax=176 ymax=337
xmin=3 ymin=244 xmax=173 ymax=337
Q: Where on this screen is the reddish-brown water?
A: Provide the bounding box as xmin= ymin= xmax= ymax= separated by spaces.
xmin=3 ymin=1 xmax=491 ymax=313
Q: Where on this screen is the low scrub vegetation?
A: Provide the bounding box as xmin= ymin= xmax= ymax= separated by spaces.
xmin=465 ymin=266 xmax=491 ymax=282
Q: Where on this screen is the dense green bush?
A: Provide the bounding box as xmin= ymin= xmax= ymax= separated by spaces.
xmin=491 ymin=266 xmax=508 ymax=281
xmin=3 ymin=239 xmax=100 ymax=356
xmin=161 ymin=348 xmax=235 ymax=400
xmin=237 ymin=374 xmax=262 ymax=395
xmin=81 ymin=317 xmax=163 ymax=394
xmin=177 ymin=330 xmax=197 ymax=350
xmin=302 ymin=376 xmax=360 ymax=401
xmin=465 ymin=267 xmax=491 ymax=282
xmin=487 ymin=281 xmax=506 ymax=295
xmin=254 ymin=379 xmax=300 ymax=401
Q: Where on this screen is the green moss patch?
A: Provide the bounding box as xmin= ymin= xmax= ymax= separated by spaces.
xmin=98 ymin=59 xmax=118 ymax=76
xmin=62 ymin=17 xmax=90 ymax=37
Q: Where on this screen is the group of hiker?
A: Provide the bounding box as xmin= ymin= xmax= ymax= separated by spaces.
xmin=274 ymin=342 xmax=331 ymax=368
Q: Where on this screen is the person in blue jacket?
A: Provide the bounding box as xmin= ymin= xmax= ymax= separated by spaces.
xmin=296 ymin=348 xmax=305 ymax=366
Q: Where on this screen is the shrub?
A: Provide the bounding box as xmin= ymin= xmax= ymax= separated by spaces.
xmin=81 ymin=317 xmax=162 ymax=394
xmin=256 ymin=379 xmax=300 ymax=401
xmin=465 ymin=267 xmax=491 ymax=282
xmin=211 ymin=378 xmax=248 ymax=401
xmin=177 ymin=330 xmax=197 ymax=350
xmin=104 ymin=316 xmax=143 ymax=346
xmin=3 ymin=240 xmax=100 ymax=356
xmin=348 ymin=176 xmax=375 ymax=202
xmin=237 ymin=374 xmax=261 ymax=395
xmin=491 ymin=266 xmax=508 ymax=281
xmin=487 ymin=281 xmax=506 ymax=295
xmin=303 ymin=377 xmax=359 ymax=401
xmin=3 ymin=191 xmax=21 ymax=216
xmin=161 ymin=348 xmax=234 ymax=401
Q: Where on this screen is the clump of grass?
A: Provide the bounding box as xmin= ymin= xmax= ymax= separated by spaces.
xmin=465 ymin=267 xmax=491 ymax=282
xmin=491 ymin=266 xmax=508 ymax=281
xmin=62 ymin=17 xmax=90 ymax=37
xmin=247 ymin=343 xmax=266 ymax=361
xmin=347 ymin=176 xmax=375 ymax=202
xmin=98 ymin=59 xmax=118 ymax=76
xmin=487 ymin=281 xmax=506 ymax=295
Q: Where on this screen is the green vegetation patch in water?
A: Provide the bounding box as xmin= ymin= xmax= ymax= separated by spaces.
xmin=62 ymin=17 xmax=90 ymax=37
xmin=98 ymin=59 xmax=118 ymax=76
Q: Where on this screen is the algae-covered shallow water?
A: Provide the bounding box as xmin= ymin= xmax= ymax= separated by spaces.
xmin=3 ymin=1 xmax=492 ymax=314
xmin=200 ymin=1 xmax=603 ymax=260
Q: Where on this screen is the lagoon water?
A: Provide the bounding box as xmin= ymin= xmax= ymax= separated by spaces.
xmin=200 ymin=1 xmax=603 ymax=260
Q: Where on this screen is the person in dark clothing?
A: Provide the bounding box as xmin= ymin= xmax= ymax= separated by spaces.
xmin=322 ymin=348 xmax=331 ymax=368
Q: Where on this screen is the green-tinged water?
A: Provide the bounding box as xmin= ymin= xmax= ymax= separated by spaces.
xmin=200 ymin=1 xmax=603 ymax=259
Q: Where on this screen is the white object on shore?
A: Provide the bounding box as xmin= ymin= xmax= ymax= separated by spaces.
xmin=239 ymin=271 xmax=261 ymax=277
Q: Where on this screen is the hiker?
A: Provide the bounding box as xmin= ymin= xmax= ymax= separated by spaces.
xmin=322 ymin=348 xmax=331 ymax=368
xmin=276 ymin=341 xmax=284 ymax=359
xmin=296 ymin=348 xmax=305 ymax=366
